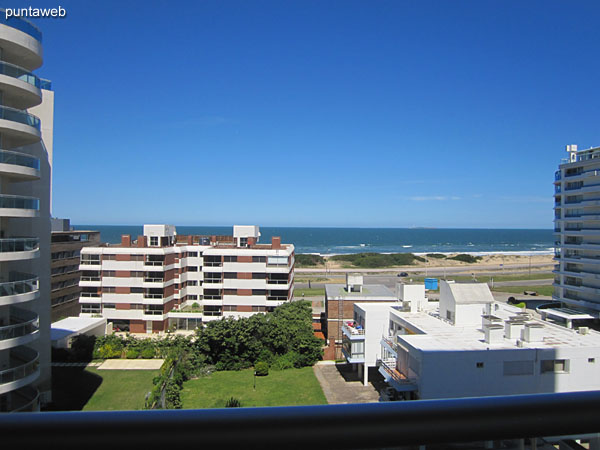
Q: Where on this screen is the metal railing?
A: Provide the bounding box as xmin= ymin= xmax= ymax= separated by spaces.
xmin=0 ymin=105 xmax=40 ymax=130
xmin=0 ymin=238 xmax=38 ymax=253
xmin=0 ymin=307 xmax=38 ymax=341
xmin=144 ymin=261 xmax=164 ymax=266
xmin=342 ymin=323 xmax=365 ymax=336
xmin=0 ymin=9 xmax=42 ymax=41
xmin=4 ymin=391 xmax=600 ymax=447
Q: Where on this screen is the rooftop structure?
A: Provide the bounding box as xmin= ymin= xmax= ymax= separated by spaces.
xmin=553 ymin=144 xmax=600 ymax=319
xmin=344 ymin=281 xmax=600 ymax=400
xmin=0 ymin=13 xmax=53 ymax=411
xmin=79 ymin=225 xmax=294 ymax=333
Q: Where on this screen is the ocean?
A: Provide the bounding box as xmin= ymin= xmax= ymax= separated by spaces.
xmin=73 ymin=225 xmax=555 ymax=256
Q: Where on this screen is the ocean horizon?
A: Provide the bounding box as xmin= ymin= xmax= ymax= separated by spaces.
xmin=73 ymin=225 xmax=555 ymax=256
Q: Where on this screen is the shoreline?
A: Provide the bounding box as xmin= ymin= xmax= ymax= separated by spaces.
xmin=302 ymin=250 xmax=554 ymax=258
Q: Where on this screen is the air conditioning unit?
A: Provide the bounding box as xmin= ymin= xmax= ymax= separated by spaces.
xmin=579 ymin=327 xmax=589 ymax=335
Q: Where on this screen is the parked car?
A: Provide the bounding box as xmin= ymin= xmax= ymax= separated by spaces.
xmin=398 ymin=272 xmax=408 ymax=277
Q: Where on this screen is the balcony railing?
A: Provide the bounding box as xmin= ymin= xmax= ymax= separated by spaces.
xmin=0 ymin=60 xmax=40 ymax=88
xmin=342 ymin=323 xmax=365 ymax=336
xmin=80 ymin=276 xmax=100 ymax=282
xmin=0 ymin=238 xmax=38 ymax=253
xmin=0 ymin=105 xmax=40 ymax=130
xmin=144 ymin=278 xmax=163 ymax=283
xmin=144 ymin=261 xmax=164 ymax=267
xmin=0 ymin=346 xmax=39 ymax=386
xmin=0 ymin=307 xmax=38 ymax=341
xmin=0 ymin=274 xmax=38 ymax=298
xmin=5 ymin=391 xmax=600 ymax=447
xmin=0 ymin=149 xmax=40 ymax=170
xmin=0 ymin=194 xmax=38 ymax=210
xmin=143 ymin=294 xmax=163 ymax=299
xmin=2 ymin=386 xmax=39 ymax=413
xmin=0 ymin=9 xmax=42 ymax=41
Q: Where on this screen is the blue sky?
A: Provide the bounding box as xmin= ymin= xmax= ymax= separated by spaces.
xmin=11 ymin=0 xmax=600 ymax=228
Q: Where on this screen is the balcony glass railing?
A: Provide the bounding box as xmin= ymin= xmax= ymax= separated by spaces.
xmin=0 ymin=346 xmax=39 ymax=386
xmin=0 ymin=9 xmax=42 ymax=42
xmin=0 ymin=150 xmax=39 ymax=170
xmin=0 ymin=238 xmax=38 ymax=253
xmin=0 ymin=194 xmax=38 ymax=210
xmin=0 ymin=61 xmax=40 ymax=88
xmin=0 ymin=105 xmax=40 ymax=130
xmin=3 ymin=386 xmax=39 ymax=413
xmin=0 ymin=274 xmax=38 ymax=297
xmin=0 ymin=307 xmax=38 ymax=341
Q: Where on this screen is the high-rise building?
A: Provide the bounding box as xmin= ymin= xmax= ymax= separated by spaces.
xmin=553 ymin=144 xmax=600 ymax=322
xmin=0 ymin=13 xmax=53 ymax=411
xmin=50 ymin=218 xmax=100 ymax=322
xmin=79 ymin=225 xmax=294 ymax=333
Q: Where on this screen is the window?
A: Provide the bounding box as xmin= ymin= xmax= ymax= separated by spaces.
xmin=589 ymin=358 xmax=596 ymax=363
xmin=476 ymin=362 xmax=484 ymax=369
xmin=131 ymin=271 xmax=144 ymax=277
xmin=252 ymin=256 xmax=266 ymax=263
xmin=103 ymin=254 xmax=116 ymax=260
xmin=541 ymin=359 xmax=569 ymax=374
xmin=252 ymin=289 xmax=266 ymax=296
xmin=267 ymin=256 xmax=288 ymax=266
xmin=103 ymin=304 xmax=115 ymax=309
xmin=503 ymin=361 xmax=534 ymax=376
xmin=150 ymin=236 xmax=159 ymax=246
xmin=239 ymin=237 xmax=248 ymax=247
xmin=223 ymin=305 xmax=236 ymax=312
xmin=224 ymin=272 xmax=237 ymax=279
xmin=131 ymin=287 xmax=143 ymax=294
xmin=224 ymin=289 xmax=237 ymax=295
xmin=103 ymin=287 xmax=115 ymax=293
xmin=252 ymin=306 xmax=267 ymax=312
xmin=130 ymin=254 xmax=144 ymax=261
xmin=102 ymin=271 xmax=116 ymax=277
xmin=224 ymin=256 xmax=237 ymax=262
xmin=81 ymin=254 xmax=100 ymax=264
xmin=252 ymin=273 xmax=265 ymax=279
xmin=187 ymin=252 xmax=198 ymax=257
xmin=186 ymin=266 xmax=198 ymax=272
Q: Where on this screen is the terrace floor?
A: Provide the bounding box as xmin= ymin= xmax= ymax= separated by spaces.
xmin=313 ymin=362 xmax=383 ymax=404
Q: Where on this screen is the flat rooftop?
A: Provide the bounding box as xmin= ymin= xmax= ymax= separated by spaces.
xmin=388 ymin=304 xmax=600 ymax=352
xmin=51 ymin=316 xmax=105 ymax=342
xmin=325 ymin=283 xmax=396 ymax=300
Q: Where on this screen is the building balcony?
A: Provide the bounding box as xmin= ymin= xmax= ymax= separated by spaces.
xmin=0 ymin=149 xmax=40 ymax=180
xmin=0 ymin=274 xmax=38 ymax=306
xmin=342 ymin=322 xmax=365 ymax=339
xmin=0 ymin=11 xmax=42 ymax=42
xmin=0 ymin=105 xmax=41 ymax=146
xmin=0 ymin=345 xmax=39 ymax=395
xmin=0 ymin=238 xmax=38 ymax=262
xmin=0 ymin=306 xmax=38 ymax=350
xmin=378 ymin=359 xmax=418 ymax=393
xmin=0 ymin=60 xmax=41 ymax=110
xmin=0 ymin=12 xmax=43 ymax=72
xmin=381 ymin=335 xmax=397 ymax=356
xmin=0 ymin=194 xmax=39 ymax=217
xmin=0 ymin=385 xmax=39 ymax=412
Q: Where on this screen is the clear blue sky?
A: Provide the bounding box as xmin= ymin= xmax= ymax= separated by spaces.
xmin=13 ymin=0 xmax=600 ymax=228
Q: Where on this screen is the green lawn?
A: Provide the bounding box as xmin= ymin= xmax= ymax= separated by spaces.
xmin=409 ymin=273 xmax=553 ymax=283
xmin=492 ymin=285 xmax=555 ymax=297
xmin=294 ymin=288 xmax=326 ymax=297
xmin=181 ymin=367 xmax=327 ymax=408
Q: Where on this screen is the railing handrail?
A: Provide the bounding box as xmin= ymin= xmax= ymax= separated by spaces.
xmin=0 ymin=105 xmax=41 ymax=130
xmin=0 ymin=9 xmax=42 ymax=42
xmin=0 ymin=60 xmax=41 ymax=88
xmin=3 ymin=391 xmax=600 ymax=447
xmin=0 ymin=149 xmax=40 ymax=170
xmin=0 ymin=347 xmax=39 ymax=382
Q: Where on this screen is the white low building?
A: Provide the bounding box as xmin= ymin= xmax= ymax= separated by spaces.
xmin=344 ymin=280 xmax=600 ymax=400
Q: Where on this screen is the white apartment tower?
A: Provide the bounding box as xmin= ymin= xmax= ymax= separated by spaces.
xmin=79 ymin=225 xmax=294 ymax=333
xmin=0 ymin=14 xmax=53 ymax=411
xmin=553 ymin=144 xmax=600 ymax=317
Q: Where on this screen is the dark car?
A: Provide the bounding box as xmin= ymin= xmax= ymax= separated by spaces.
xmin=398 ymin=272 xmax=408 ymax=277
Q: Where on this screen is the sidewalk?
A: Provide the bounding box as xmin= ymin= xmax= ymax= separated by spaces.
xmin=97 ymin=359 xmax=164 ymax=370
xmin=313 ymin=363 xmax=381 ymax=404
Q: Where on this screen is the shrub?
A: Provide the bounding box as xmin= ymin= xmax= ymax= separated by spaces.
xmin=295 ymin=254 xmax=325 ymax=267
xmin=271 ymin=352 xmax=296 ymax=370
xmin=329 ymin=253 xmax=425 ymax=268
xmin=255 ymin=361 xmax=269 ymax=376
xmin=447 ymin=254 xmax=481 ymax=264
xmin=225 ymin=397 xmax=241 ymax=407
xmin=126 ymin=348 xmax=140 ymax=359
xmin=140 ymin=347 xmax=156 ymax=359
xmin=192 ymin=302 xmax=200 ymax=309
xmin=426 ymin=253 xmax=447 ymax=259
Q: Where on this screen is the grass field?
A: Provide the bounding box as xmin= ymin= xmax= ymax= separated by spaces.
xmin=181 ymin=367 xmax=327 ymax=408
xmin=294 ymin=288 xmax=326 ymax=297
xmin=492 ymin=285 xmax=555 ymax=297
xmin=409 ymin=273 xmax=553 ymax=283
xmin=48 ymin=367 xmax=158 ymax=411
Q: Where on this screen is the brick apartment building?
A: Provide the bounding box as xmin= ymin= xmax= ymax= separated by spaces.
xmin=79 ymin=225 xmax=294 ymax=333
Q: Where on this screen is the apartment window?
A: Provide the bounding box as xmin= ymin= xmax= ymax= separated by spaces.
xmin=187 ymin=251 xmax=198 ymax=257
xmin=102 ymin=271 xmax=116 ymax=277
xmin=130 ymin=254 xmax=144 ymax=261
xmin=252 ymin=273 xmax=265 ymax=279
xmin=103 ymin=304 xmax=115 ymax=309
xmin=239 ymin=238 xmax=248 ymax=247
xmin=503 ymin=361 xmax=534 ymax=376
xmin=267 ymin=256 xmax=288 ymax=266
xmin=103 ymin=254 xmax=116 ymax=260
xmin=81 ymin=254 xmax=100 ymax=265
xmin=252 ymin=289 xmax=267 ymax=296
xmin=541 ymin=359 xmax=569 ymax=374
xmin=476 ymin=362 xmax=484 ymax=369
xmin=224 ymin=289 xmax=237 ymax=295
xmin=131 ymin=271 xmax=144 ymax=277
xmin=186 ymin=266 xmax=198 ymax=272
xmin=131 ymin=287 xmax=143 ymax=294
xmin=150 ymin=236 xmax=159 ymax=246
xmin=224 ymin=272 xmax=237 ymax=279
xmin=204 ymin=256 xmax=222 ymax=267
xmin=252 ymin=306 xmax=267 ymax=312
xmin=184 ymin=280 xmax=198 ymax=287
xmin=81 ymin=303 xmax=101 ymax=314
xmin=252 ymin=256 xmax=266 ymax=263
xmin=130 ymin=304 xmax=144 ymax=310
xmin=187 ymin=295 xmax=198 ymax=301
xmin=205 ymin=273 xmax=222 ymax=283
xmin=223 ymin=305 xmax=236 ymax=312
xmin=103 ymin=287 xmax=116 ymax=293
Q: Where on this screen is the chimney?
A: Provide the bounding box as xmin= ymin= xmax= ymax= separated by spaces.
xmin=121 ymin=235 xmax=131 ymax=247
xmin=187 ymin=235 xmax=193 ymax=245
xmin=271 ymin=236 xmax=281 ymax=249
xmin=137 ymin=235 xmax=147 ymax=248
xmin=210 ymin=235 xmax=217 ymax=245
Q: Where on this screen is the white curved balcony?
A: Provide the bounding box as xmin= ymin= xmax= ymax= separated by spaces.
xmin=0 ymin=194 xmax=39 ymax=217
xmin=0 ymin=105 xmax=41 ymax=146
xmin=0 ymin=306 xmax=39 ymax=350
xmin=0 ymin=61 xmax=42 ymax=110
xmin=0 ymin=149 xmax=40 ymax=180
xmin=0 ymin=274 xmax=39 ymax=306
xmin=0 ymin=13 xmax=43 ymax=71
xmin=0 ymin=385 xmax=39 ymax=412
xmin=0 ymin=345 xmax=40 ymax=395
xmin=0 ymin=238 xmax=39 ymax=262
